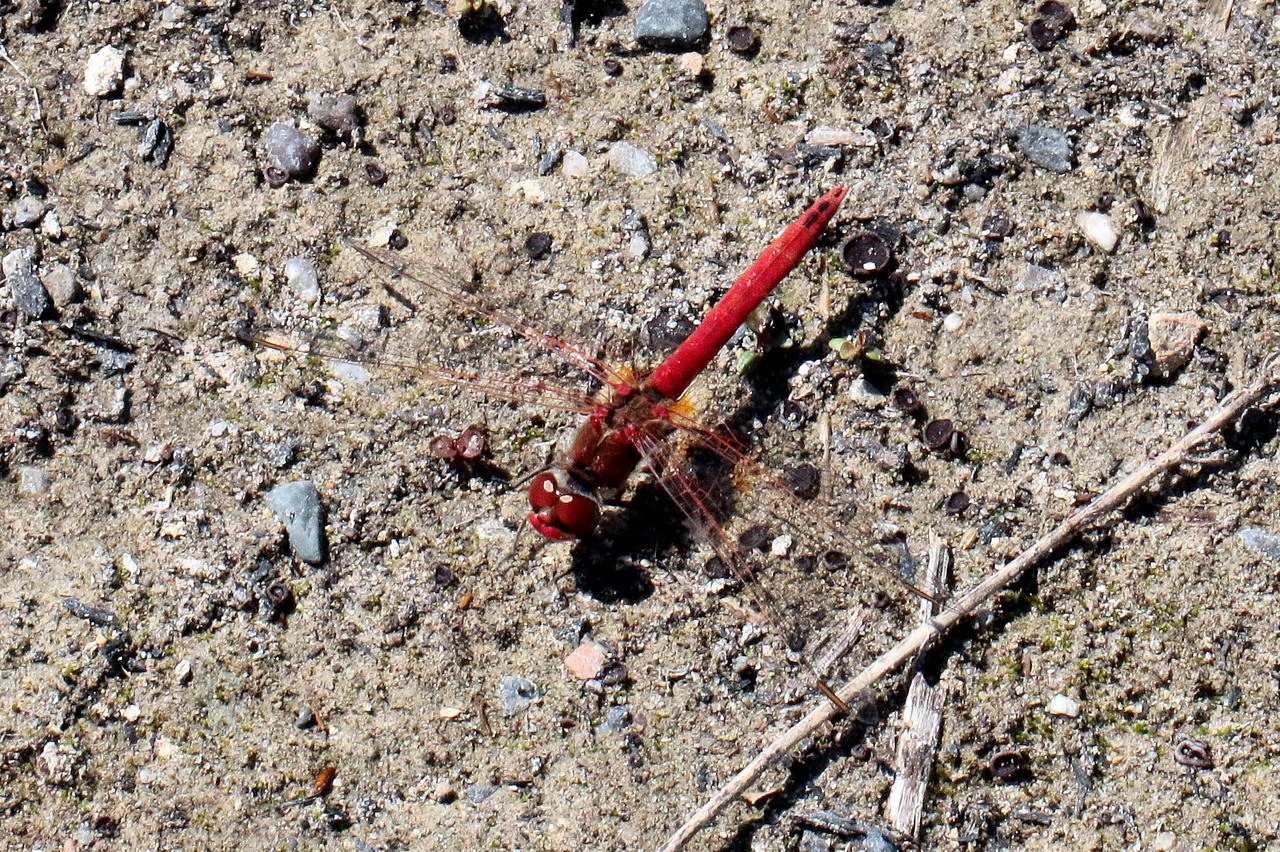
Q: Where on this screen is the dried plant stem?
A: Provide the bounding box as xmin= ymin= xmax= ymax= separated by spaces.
xmin=658 ymin=363 xmax=1280 ymax=852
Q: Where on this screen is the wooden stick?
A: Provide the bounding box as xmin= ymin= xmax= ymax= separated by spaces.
xmin=885 ymin=536 xmax=951 ymax=837
xmin=658 ymin=360 xmax=1280 ymax=852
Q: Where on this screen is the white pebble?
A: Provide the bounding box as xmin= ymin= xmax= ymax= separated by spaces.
xmin=1076 ymin=210 xmax=1118 ymax=253
xmin=511 ymin=178 xmax=547 ymax=205
xmin=17 ymin=466 xmax=50 ymax=494
xmin=941 ymin=312 xmax=964 ymax=332
xmin=232 ymin=252 xmax=261 ymax=277
xmin=84 ymin=46 xmax=126 ymax=97
xmin=806 ymin=125 xmax=877 ymax=147
xmin=562 ymin=150 xmax=590 ymax=177
xmin=770 ymin=534 xmax=793 ymax=557
xmin=1046 ymin=693 xmax=1080 ymax=717
xmin=283 ymin=255 xmax=321 ymax=304
xmin=607 ymin=142 xmax=657 ymax=178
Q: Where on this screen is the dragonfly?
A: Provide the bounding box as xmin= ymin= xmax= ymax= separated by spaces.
xmin=243 ymin=186 xmax=931 ymax=692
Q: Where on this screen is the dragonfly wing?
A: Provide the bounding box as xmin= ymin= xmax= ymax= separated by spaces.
xmin=237 ymin=327 xmax=597 ymax=414
xmin=631 ymin=415 xmax=924 ymax=688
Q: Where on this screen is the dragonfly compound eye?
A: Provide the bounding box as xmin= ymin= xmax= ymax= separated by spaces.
xmin=527 ymin=473 xmax=601 ymax=540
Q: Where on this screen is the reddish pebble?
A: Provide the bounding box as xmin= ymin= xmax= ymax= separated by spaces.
xmin=564 ymin=641 xmax=607 ymax=681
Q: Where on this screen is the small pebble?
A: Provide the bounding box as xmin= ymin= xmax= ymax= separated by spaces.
xmin=268 ymin=440 xmax=298 ymax=469
xmin=562 ymin=150 xmax=590 ymax=177
xmin=284 ymin=255 xmax=321 ymax=304
xmin=1076 ymin=210 xmax=1118 ymax=253
xmin=498 ymin=674 xmax=538 ymax=715
xmin=266 ymin=480 xmax=326 ymax=564
xmin=942 ymin=312 xmax=964 ymax=332
xmin=607 ymin=141 xmax=658 ymax=178
xmin=306 ymin=93 xmax=360 ymax=138
xmin=564 ymin=641 xmax=607 ymax=681
xmin=1046 ymin=694 xmax=1080 ymax=717
xmin=0 ymin=357 xmax=23 ymax=393
xmin=83 ymin=46 xmax=126 ymax=97
xmin=121 ymin=704 xmax=142 ymax=722
xmin=635 ymin=0 xmax=709 ymax=51
xmin=263 ymin=122 xmax=321 ymax=180
xmin=1146 ymin=311 xmax=1205 ymax=377
xmin=12 ymin=196 xmax=47 ymax=229
xmin=847 ymin=378 xmax=887 ymax=407
xmin=806 ymin=126 xmax=877 ymax=148
xmin=596 ymin=705 xmax=632 ymax=734
xmin=675 ymin=51 xmax=704 ymax=77
xmin=524 ymin=232 xmax=553 ymax=260
xmin=40 ymin=210 xmax=63 ymax=239
xmin=1014 ymin=124 xmax=1073 ymax=173
xmin=17 ymin=466 xmax=50 ymax=494
xmin=296 ymin=706 xmax=316 ymax=729
xmin=1239 ymin=527 xmax=1280 ymax=563
xmin=3 ymin=247 xmax=52 ymax=319
xmin=433 ymin=782 xmax=459 ymax=804
xmin=465 ymin=783 xmax=499 ymax=803
xmin=174 ymin=659 xmax=192 ymax=684
xmin=537 ymin=147 xmax=563 ymax=175
xmin=232 ymin=252 xmax=261 ymax=277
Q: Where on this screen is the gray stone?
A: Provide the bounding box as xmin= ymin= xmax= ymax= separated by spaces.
xmin=635 ymin=0 xmax=708 ymax=51
xmin=306 ymin=93 xmax=360 ymax=138
xmin=41 ymin=262 xmax=80 ymax=307
xmin=17 ymin=466 xmax=50 ymax=495
xmin=263 ymin=122 xmax=321 ymax=179
xmin=1239 ymin=527 xmax=1280 ymax=564
xmin=596 ymin=705 xmax=632 ymax=734
xmin=12 ymin=196 xmax=47 ymax=228
xmin=497 ymin=674 xmax=538 ymax=715
xmin=3 ymin=248 xmax=51 ymax=318
xmin=1014 ymin=124 xmax=1074 ymax=173
xmin=266 ymin=480 xmax=326 ymax=564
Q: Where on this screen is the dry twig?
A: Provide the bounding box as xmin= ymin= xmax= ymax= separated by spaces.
xmin=659 ymin=361 xmax=1280 ymax=852
xmin=884 ymin=536 xmax=951 ymax=838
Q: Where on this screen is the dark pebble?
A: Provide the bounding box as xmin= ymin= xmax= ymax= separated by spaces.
xmin=524 ymin=232 xmax=553 ymax=259
xmin=488 ymin=84 xmax=546 ymax=111
xmin=263 ymin=122 xmax=321 ymax=179
xmin=944 ymin=491 xmax=970 ymax=514
xmin=981 ymin=212 xmax=1015 ymax=239
xmin=1028 ymin=1 xmax=1076 ymax=50
xmin=635 ymin=0 xmax=709 ymax=52
xmin=364 ymin=163 xmax=387 ymax=185
xmin=388 ymin=229 xmax=409 ymax=250
xmin=602 ymin=58 xmax=623 ymax=77
xmin=307 ymin=93 xmax=360 ymax=138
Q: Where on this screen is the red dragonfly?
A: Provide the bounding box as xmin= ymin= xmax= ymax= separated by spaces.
xmin=246 ymin=186 xmax=927 ymax=683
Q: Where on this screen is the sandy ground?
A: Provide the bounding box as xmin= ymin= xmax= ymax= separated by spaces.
xmin=3 ymin=0 xmax=1280 ymax=849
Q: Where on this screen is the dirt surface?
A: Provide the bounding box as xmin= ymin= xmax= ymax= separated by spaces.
xmin=3 ymin=0 xmax=1280 ymax=850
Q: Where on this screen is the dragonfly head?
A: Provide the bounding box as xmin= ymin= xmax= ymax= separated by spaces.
xmin=528 ymin=471 xmax=601 ymax=540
